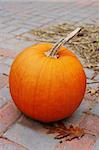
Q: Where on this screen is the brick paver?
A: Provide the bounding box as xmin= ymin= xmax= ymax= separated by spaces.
xmin=0 ymin=102 xmax=21 ymax=136
xmin=1 ymin=85 xmax=12 ymax=101
xmin=56 ymin=134 xmax=96 ymax=150
xmin=0 ymin=138 xmax=28 ymax=150
xmin=79 ymin=114 xmax=99 ymax=136
xmin=0 ymin=74 xmax=8 ymax=89
xmin=4 ymin=116 xmax=58 ymax=150
xmin=0 ymin=48 xmax=16 ymax=58
xmin=93 ymin=138 xmax=99 ymax=150
xmin=0 ymin=0 xmax=99 ymax=149
xmin=91 ymin=103 xmax=99 ymax=116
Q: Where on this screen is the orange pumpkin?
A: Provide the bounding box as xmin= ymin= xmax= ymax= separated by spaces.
xmin=9 ymin=43 xmax=86 ymax=122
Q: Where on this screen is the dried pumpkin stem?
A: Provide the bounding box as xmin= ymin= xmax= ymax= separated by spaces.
xmin=45 ymin=27 xmax=82 ymax=58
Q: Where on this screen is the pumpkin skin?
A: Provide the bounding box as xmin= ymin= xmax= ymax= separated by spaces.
xmin=9 ymin=43 xmax=86 ymax=123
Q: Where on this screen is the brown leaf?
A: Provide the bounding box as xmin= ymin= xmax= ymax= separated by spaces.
xmin=84 ymin=63 xmax=96 ymax=69
xmin=2 ymin=73 xmax=8 ymax=76
xmin=57 ymin=121 xmax=66 ymax=129
xmin=87 ymin=87 xmax=98 ymax=96
xmin=44 ymin=122 xmax=85 ymax=142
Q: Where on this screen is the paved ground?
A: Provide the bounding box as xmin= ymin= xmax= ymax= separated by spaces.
xmin=0 ymin=0 xmax=99 ymax=150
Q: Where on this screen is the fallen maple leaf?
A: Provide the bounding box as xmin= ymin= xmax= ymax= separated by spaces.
xmin=44 ymin=122 xmax=85 ymax=142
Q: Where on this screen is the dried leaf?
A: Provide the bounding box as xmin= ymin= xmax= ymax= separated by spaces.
xmin=44 ymin=122 xmax=85 ymax=142
xmin=90 ymin=89 xmax=96 ymax=95
xmin=86 ymin=87 xmax=99 ymax=101
xmin=2 ymin=73 xmax=8 ymax=76
xmin=96 ymin=36 xmax=99 ymax=42
xmin=84 ymin=63 xmax=97 ymax=69
xmin=87 ymin=87 xmax=98 ymax=96
xmin=56 ymin=121 xmax=66 ymax=129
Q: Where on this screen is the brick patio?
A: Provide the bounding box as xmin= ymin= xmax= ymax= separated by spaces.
xmin=0 ymin=0 xmax=99 ymax=150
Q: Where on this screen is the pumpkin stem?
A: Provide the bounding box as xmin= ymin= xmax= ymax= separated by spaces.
xmin=45 ymin=27 xmax=81 ymax=58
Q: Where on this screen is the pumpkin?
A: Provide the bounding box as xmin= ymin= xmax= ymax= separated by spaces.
xmin=9 ymin=43 xmax=86 ymax=123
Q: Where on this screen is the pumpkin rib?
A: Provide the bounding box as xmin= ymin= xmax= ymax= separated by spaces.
xmin=32 ymin=58 xmax=50 ymax=118
xmin=22 ymin=56 xmax=47 ymax=117
xmin=46 ymin=60 xmax=61 ymax=120
xmin=52 ymin=60 xmax=68 ymax=120
xmin=46 ymin=60 xmax=62 ymax=121
xmin=9 ymin=54 xmax=26 ymax=104
xmin=60 ymin=57 xmax=86 ymax=115
xmin=45 ymin=60 xmax=69 ymax=121
xmin=60 ymin=58 xmax=76 ymax=114
xmin=59 ymin=60 xmax=71 ymax=116
xmin=34 ymin=58 xmax=54 ymax=120
xmin=10 ymin=52 xmax=29 ymax=110
xmin=19 ymin=59 xmax=35 ymax=114
xmin=61 ymin=58 xmax=79 ymax=116
xmin=17 ymin=51 xmax=41 ymax=111
xmin=43 ymin=59 xmax=54 ymax=113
